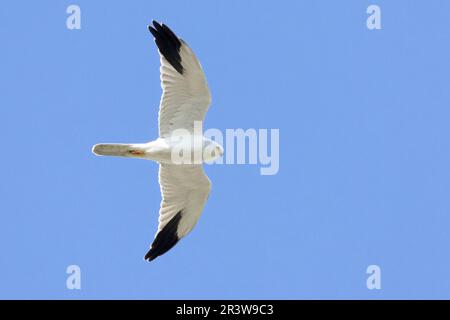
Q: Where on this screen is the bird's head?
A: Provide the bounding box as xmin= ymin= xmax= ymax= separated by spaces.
xmin=203 ymin=139 xmax=223 ymax=162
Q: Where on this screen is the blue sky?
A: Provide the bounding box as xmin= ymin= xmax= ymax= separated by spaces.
xmin=1 ymin=0 xmax=450 ymax=299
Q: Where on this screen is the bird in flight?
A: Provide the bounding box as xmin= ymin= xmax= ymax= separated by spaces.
xmin=92 ymin=21 xmax=223 ymax=262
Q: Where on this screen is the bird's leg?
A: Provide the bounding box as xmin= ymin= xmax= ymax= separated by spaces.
xmin=129 ymin=149 xmax=145 ymax=156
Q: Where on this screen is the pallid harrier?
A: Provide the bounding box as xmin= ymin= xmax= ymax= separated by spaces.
xmin=92 ymin=21 xmax=222 ymax=262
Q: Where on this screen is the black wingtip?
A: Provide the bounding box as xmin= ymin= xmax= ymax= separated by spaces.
xmin=148 ymin=20 xmax=184 ymax=74
xmin=144 ymin=211 xmax=183 ymax=262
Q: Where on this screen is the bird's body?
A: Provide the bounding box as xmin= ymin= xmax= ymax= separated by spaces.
xmin=92 ymin=21 xmax=222 ymax=261
xmin=93 ymin=136 xmax=221 ymax=164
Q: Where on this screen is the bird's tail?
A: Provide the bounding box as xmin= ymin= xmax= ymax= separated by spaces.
xmin=92 ymin=143 xmax=146 ymax=158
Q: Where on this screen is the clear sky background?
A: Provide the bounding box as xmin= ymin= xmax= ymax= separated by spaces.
xmin=1 ymin=0 xmax=450 ymax=299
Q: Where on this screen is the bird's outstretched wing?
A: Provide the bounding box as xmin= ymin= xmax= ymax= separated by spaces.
xmin=145 ymin=21 xmax=213 ymax=261
xmin=148 ymin=20 xmax=212 ymax=137
xmin=144 ymin=164 xmax=211 ymax=261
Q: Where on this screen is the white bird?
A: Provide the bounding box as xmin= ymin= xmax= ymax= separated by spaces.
xmin=92 ymin=21 xmax=223 ymax=262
